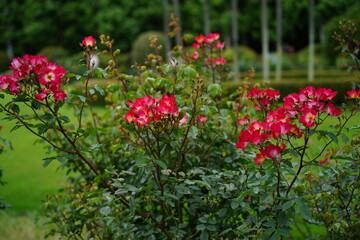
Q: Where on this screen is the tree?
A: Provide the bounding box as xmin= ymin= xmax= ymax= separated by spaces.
xmin=275 ymin=0 xmax=282 ymax=81
xmin=203 ymin=0 xmax=210 ymax=35
xmin=162 ymin=0 xmax=171 ymax=61
xmin=231 ymin=0 xmax=239 ymax=78
xmin=172 ymin=0 xmax=182 ymax=46
xmin=308 ymin=0 xmax=315 ymax=81
xmin=3 ymin=0 xmax=13 ymax=59
xmin=261 ymin=0 xmax=269 ymax=83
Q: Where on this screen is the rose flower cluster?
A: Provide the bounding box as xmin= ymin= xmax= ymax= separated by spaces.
xmin=0 ymin=54 xmax=67 ymax=102
xmin=190 ymin=33 xmax=226 ymax=66
xmin=124 ymin=94 xmax=179 ymax=126
xmin=237 ymin=86 xmax=342 ymax=165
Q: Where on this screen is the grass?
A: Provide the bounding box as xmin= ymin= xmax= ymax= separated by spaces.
xmin=0 ymin=211 xmax=60 ymax=240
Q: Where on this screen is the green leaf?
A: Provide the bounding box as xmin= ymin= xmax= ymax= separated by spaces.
xmin=231 ymin=200 xmax=239 ymax=209
xmin=282 ymin=201 xmax=295 ymax=211
xmin=200 ymin=231 xmax=209 ymax=240
xmin=189 ymin=126 xmax=199 ymax=139
xmin=165 ymin=193 xmax=179 ymax=200
xmin=196 ymin=224 xmax=207 ymax=231
xmin=64 ymin=73 xmax=77 ymax=78
xmin=154 ymin=160 xmax=167 ymax=170
xmin=31 ymin=100 xmax=42 ymax=110
xmin=11 ymin=104 xmax=20 ymax=114
xmin=207 ymin=225 xmax=216 ymax=232
xmin=43 ymin=157 xmax=55 ymax=167
xmin=89 ymin=89 xmax=95 ymax=95
xmin=78 ymin=95 xmax=86 ymax=103
xmin=298 ymin=201 xmax=312 ymax=220
xmin=10 ymin=124 xmax=22 ymax=133
xmin=94 ymin=85 xmax=105 ymax=96
xmin=100 ymin=206 xmax=111 ymax=216
xmin=207 ymin=84 xmax=222 ymax=97
xmin=325 ymin=131 xmax=338 ymax=144
xmin=285 ymin=148 xmax=300 ymax=158
xmin=341 ymin=133 xmax=348 ymax=144
xmin=58 ymin=116 xmax=70 ymax=123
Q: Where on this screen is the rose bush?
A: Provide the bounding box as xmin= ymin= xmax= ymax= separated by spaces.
xmin=0 ymin=29 xmax=359 ymax=239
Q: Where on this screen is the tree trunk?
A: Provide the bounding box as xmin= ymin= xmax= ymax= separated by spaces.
xmin=3 ymin=0 xmax=14 ymax=59
xmin=308 ymin=0 xmax=315 ymax=81
xmin=261 ymin=0 xmax=270 ymax=83
xmin=172 ymin=0 xmax=182 ymax=47
xmin=231 ymin=0 xmax=239 ymax=79
xmin=203 ymin=0 xmax=211 ymax=35
xmin=162 ymin=0 xmax=171 ymax=61
xmin=275 ymin=0 xmax=282 ymax=82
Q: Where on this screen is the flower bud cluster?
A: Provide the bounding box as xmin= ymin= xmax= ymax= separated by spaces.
xmin=0 ymin=54 xmax=67 ymax=102
xmin=124 ymin=94 xmax=179 ymax=126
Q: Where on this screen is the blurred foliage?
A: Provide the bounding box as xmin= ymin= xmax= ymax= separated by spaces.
xmin=0 ymin=0 xmax=359 ymax=65
xmin=323 ymin=2 xmax=360 ymax=66
xmin=0 ymin=51 xmax=11 ymax=73
xmin=131 ymin=31 xmax=167 ymax=65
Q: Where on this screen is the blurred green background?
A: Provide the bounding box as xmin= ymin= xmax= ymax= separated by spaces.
xmin=0 ymin=1 xmax=359 ymax=239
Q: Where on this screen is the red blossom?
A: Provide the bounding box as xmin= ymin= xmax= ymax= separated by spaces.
xmin=1 ymin=55 xmax=67 ymax=101
xmin=179 ymin=114 xmax=188 ymax=127
xmin=215 ymin=42 xmax=225 ymax=49
xmin=299 ymin=109 xmax=317 ymax=128
xmin=237 ymin=115 xmax=249 ymax=126
xmin=213 ymin=57 xmax=226 ymax=65
xmin=327 ymin=103 xmax=342 ymax=116
xmin=254 ymin=154 xmax=266 ymax=165
xmin=260 ymin=144 xmax=285 ymax=159
xmin=347 ymin=89 xmax=360 ymax=99
xmin=124 ymin=94 xmax=179 ymax=127
xmin=197 ymin=115 xmax=207 ymax=122
xmin=82 ymin=36 xmax=96 ymax=47
xmin=191 ymin=50 xmax=200 ymax=60
xmin=194 ymin=34 xmax=206 ymax=44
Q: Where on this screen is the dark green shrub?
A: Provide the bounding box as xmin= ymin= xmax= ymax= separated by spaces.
xmin=37 ymin=46 xmax=70 ymax=65
xmin=295 ymin=44 xmax=328 ymax=69
xmin=131 ymin=31 xmax=167 ymax=65
xmin=323 ymin=3 xmax=360 ymax=66
xmin=0 ymin=51 xmax=11 ymax=73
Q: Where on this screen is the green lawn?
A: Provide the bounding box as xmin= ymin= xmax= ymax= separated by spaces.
xmin=0 ymin=115 xmax=66 ymax=213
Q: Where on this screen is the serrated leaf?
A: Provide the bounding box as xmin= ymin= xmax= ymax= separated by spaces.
xmin=207 ymin=84 xmax=222 ymax=97
xmin=325 ymin=131 xmax=338 ymax=144
xmin=58 ymin=116 xmax=70 ymax=123
xmin=341 ymin=133 xmax=348 ymax=144
xmin=196 ymin=224 xmax=207 ymax=231
xmin=31 ymin=100 xmax=42 ymax=110
xmin=43 ymin=157 xmax=56 ymax=167
xmin=94 ymin=85 xmax=105 ymax=96
xmin=78 ymin=95 xmax=86 ymax=103
xmin=231 ymin=200 xmax=239 ymax=209
xmin=64 ymin=73 xmax=77 ymax=78
xmin=100 ymin=206 xmax=111 ymax=216
xmin=200 ymin=231 xmax=209 ymax=240
xmin=154 ymin=160 xmax=167 ymax=170
xmin=11 ymin=104 xmax=20 ymax=114
xmin=207 ymin=225 xmax=216 ymax=232
xmin=10 ymin=124 xmax=22 ymax=133
xmin=189 ymin=126 xmax=199 ymax=139
xmin=286 ymin=148 xmax=300 ymax=158
xmin=282 ymin=201 xmax=294 ymax=211
xmin=297 ymin=201 xmax=312 ymax=220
